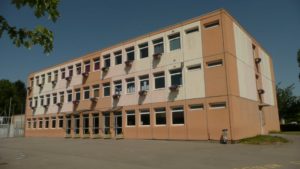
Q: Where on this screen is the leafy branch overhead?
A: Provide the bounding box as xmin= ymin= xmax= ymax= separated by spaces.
xmin=0 ymin=0 xmax=60 ymax=53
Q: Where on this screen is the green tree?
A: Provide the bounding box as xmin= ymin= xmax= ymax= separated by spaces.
xmin=0 ymin=79 xmax=26 ymax=116
xmin=0 ymin=0 xmax=60 ymax=53
xmin=298 ymin=49 xmax=300 ymax=80
xmin=276 ymin=83 xmax=300 ymax=123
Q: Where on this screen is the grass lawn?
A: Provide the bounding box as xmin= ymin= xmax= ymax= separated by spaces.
xmin=270 ymin=131 xmax=300 ymax=135
xmin=239 ymin=135 xmax=289 ymax=145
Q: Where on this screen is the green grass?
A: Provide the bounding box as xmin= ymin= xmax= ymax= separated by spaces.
xmin=239 ymin=135 xmax=288 ymax=145
xmin=270 ymin=131 xmax=300 ymax=135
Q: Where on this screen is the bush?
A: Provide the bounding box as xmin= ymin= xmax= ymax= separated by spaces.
xmin=280 ymin=124 xmax=300 ymax=131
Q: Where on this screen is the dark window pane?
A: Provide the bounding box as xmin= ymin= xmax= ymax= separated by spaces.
xmin=155 ymin=77 xmax=165 ymax=89
xmin=140 ymin=113 xmax=150 ymax=125
xmin=154 ymin=44 xmax=164 ymax=54
xmin=172 ymin=111 xmax=184 ymax=124
xmin=156 ymin=113 xmax=166 ymax=125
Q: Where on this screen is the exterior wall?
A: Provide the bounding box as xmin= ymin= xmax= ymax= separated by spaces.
xmin=25 ymin=9 xmax=280 ymax=141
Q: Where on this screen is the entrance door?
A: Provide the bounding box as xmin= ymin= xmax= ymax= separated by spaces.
xmin=103 ymin=113 xmax=110 ymax=135
xmin=114 ymin=112 xmax=122 ymax=136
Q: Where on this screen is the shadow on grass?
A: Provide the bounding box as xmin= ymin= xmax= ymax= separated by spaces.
xmin=239 ymin=135 xmax=289 ymax=145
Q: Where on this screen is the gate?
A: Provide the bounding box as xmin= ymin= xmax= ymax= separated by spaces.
xmin=0 ymin=115 xmax=25 ymax=138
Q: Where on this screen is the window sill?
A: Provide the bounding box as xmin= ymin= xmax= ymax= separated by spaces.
xmin=126 ymin=125 xmax=136 ymax=128
xmin=154 ymin=124 xmax=167 ymax=127
xmin=171 ymin=124 xmax=185 ymax=126
xmin=139 ymin=125 xmax=150 ymax=127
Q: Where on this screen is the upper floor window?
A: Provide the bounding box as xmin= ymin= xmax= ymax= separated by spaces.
xmin=94 ymin=58 xmax=100 ymax=71
xmin=114 ymin=51 xmax=122 ymax=65
xmin=93 ymin=85 xmax=99 ymax=98
xmin=103 ymin=54 xmax=111 ymax=68
xmin=30 ymin=78 xmax=34 ymax=87
xmin=61 ymin=68 xmax=66 ymax=79
xmin=34 ymin=97 xmax=38 ymax=106
xmin=40 ymin=96 xmax=44 ymax=106
xmin=84 ymin=61 xmax=90 ymax=73
xmin=169 ymin=33 xmax=181 ymax=51
xmin=139 ymin=75 xmax=149 ymax=91
xmin=76 ymin=63 xmax=82 ymax=75
xmin=54 ymin=70 xmax=58 ymax=81
xmin=68 ymin=66 xmax=73 ymax=77
xmin=46 ymin=95 xmax=50 ymax=105
xmin=47 ymin=73 xmax=51 ymax=83
xmin=35 ymin=76 xmax=39 ymax=85
xmin=114 ymin=80 xmax=122 ymax=94
xmin=53 ymin=93 xmax=57 ymax=104
xmin=126 ymin=78 xmax=135 ymax=94
xmin=59 ymin=92 xmax=64 ymax=103
xmin=103 ymin=83 xmax=110 ymax=96
xmin=84 ymin=87 xmax=90 ymax=100
xmin=75 ymin=89 xmax=81 ymax=101
xmin=67 ymin=90 xmax=72 ymax=102
xmin=41 ymin=74 xmax=45 ymax=84
xmin=139 ymin=43 xmax=148 ymax=59
xmin=153 ymin=38 xmax=164 ymax=54
xmin=154 ymin=72 xmax=165 ymax=89
xmin=170 ymin=69 xmax=182 ymax=86
xmin=126 ymin=47 xmax=135 ymax=61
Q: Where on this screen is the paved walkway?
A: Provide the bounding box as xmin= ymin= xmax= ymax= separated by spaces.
xmin=0 ymin=135 xmax=299 ymax=169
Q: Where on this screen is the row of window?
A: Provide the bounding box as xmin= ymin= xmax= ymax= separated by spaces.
xmin=27 ymin=117 xmax=63 ymax=129
xmin=29 ymin=25 xmax=203 ymax=88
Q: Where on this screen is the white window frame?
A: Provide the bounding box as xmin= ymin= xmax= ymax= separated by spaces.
xmin=54 ymin=71 xmax=58 ymax=81
xmin=93 ymin=85 xmax=100 ymax=98
xmin=114 ymin=51 xmax=122 ymax=65
xmin=67 ymin=90 xmax=72 ymax=102
xmin=58 ymin=116 xmax=63 ymax=128
xmin=68 ymin=66 xmax=73 ymax=77
xmin=75 ymin=89 xmax=81 ymax=101
xmin=139 ymin=42 xmax=148 ymax=59
xmin=155 ymin=108 xmax=166 ymax=126
xmin=94 ymin=58 xmax=100 ymax=71
xmin=52 ymin=93 xmax=57 ymax=104
xmin=84 ymin=61 xmax=91 ymax=73
xmin=61 ymin=69 xmax=65 ymax=79
xmin=140 ymin=110 xmax=150 ymax=126
xmin=59 ymin=92 xmax=64 ymax=103
xmin=51 ymin=117 xmax=56 ymax=129
xmin=40 ymin=96 xmax=44 ymax=106
xmin=189 ymin=104 xmax=204 ymax=111
xmin=168 ymin=33 xmax=181 ymax=51
xmin=126 ymin=111 xmax=136 ymax=127
xmin=153 ymin=38 xmax=164 ymax=54
xmin=126 ymin=78 xmax=135 ymax=94
xmin=46 ymin=95 xmax=51 ymax=105
xmin=83 ymin=87 xmax=90 ymax=100
xmin=170 ymin=69 xmax=182 ymax=86
xmin=103 ymin=54 xmax=111 ymax=67
xmin=139 ymin=75 xmax=149 ymax=91
xmin=114 ymin=81 xmax=122 ymax=95
xmin=171 ymin=107 xmax=184 ymax=126
xmin=103 ymin=83 xmax=110 ymax=97
xmin=76 ymin=63 xmax=82 ymax=75
xmin=154 ymin=72 xmax=165 ymax=90
xmin=126 ymin=47 xmax=135 ymax=61
xmin=47 ymin=73 xmax=51 ymax=83
xmin=41 ymin=74 xmax=45 ymax=84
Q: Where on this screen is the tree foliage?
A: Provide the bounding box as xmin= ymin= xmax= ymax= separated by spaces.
xmin=276 ymin=83 xmax=300 ymax=123
xmin=0 ymin=0 xmax=60 ymax=53
xmin=0 ymin=79 xmax=26 ymax=116
xmin=298 ymin=49 xmax=300 ymax=80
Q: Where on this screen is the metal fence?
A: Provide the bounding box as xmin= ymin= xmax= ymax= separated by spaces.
xmin=0 ymin=115 xmax=25 ymax=138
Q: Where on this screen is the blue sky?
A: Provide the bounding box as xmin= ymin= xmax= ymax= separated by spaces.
xmin=0 ymin=0 xmax=299 ymax=95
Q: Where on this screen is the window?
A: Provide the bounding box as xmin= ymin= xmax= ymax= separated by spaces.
xmin=59 ymin=92 xmax=64 ymax=103
xmin=126 ymin=111 xmax=135 ymax=126
xmin=52 ymin=117 xmax=56 ymax=128
xmin=187 ymin=64 xmax=201 ymax=71
xmin=126 ymin=47 xmax=135 ymax=61
xmin=126 ymin=78 xmax=135 ymax=94
xmin=93 ymin=85 xmax=99 ymax=98
xmin=84 ymin=61 xmax=91 ymax=73
xmin=27 ymin=119 xmax=31 ymax=128
xmin=75 ymin=89 xmax=81 ymax=101
xmin=54 ymin=70 xmax=58 ymax=81
xmin=207 ymin=60 xmax=223 ymax=68
xmin=154 ymin=72 xmax=165 ymax=89
xmin=76 ymin=63 xmax=82 ymax=75
xmin=204 ymin=20 xmax=219 ymax=29
xmin=67 ymin=90 xmax=72 ymax=102
xmin=30 ymin=78 xmax=34 ymax=87
xmin=139 ymin=43 xmax=148 ymax=58
xmin=47 ymin=73 xmax=51 ymax=83
xmin=114 ymin=51 xmax=122 ymax=65
xmin=68 ymin=66 xmax=73 ymax=77
xmin=92 ymin=114 xmax=99 ymax=134
xmin=84 ymin=87 xmax=90 ymax=99
xmin=34 ymin=97 xmax=38 ymax=107
xmin=172 ymin=107 xmax=184 ymax=125
xmin=46 ymin=94 xmax=50 ymax=105
xmin=29 ymin=98 xmax=32 ymax=108
xmin=33 ymin=119 xmax=37 ymax=128
xmin=153 ymin=38 xmax=164 ymax=54
xmin=155 ymin=108 xmax=166 ymax=125
xmin=61 ymin=68 xmax=66 ymax=79
xmin=45 ymin=118 xmax=49 ymax=128
xmin=209 ymin=102 xmax=226 ymax=109
xmin=39 ymin=118 xmax=43 ymax=128
xmin=41 ymin=74 xmax=45 ymax=84
xmin=103 ymin=83 xmax=110 ymax=96
xmin=103 ymin=54 xmax=111 ymax=67
xmin=139 ymin=75 xmax=149 ymax=91
xmin=169 ymin=33 xmax=181 ymax=51
xmin=114 ymin=81 xmax=122 ymax=94
xmin=189 ymin=104 xmax=204 ymax=110
xmin=94 ymin=58 xmax=100 ymax=71
xmin=53 ymin=93 xmax=57 ymax=104
xmin=170 ymin=69 xmax=182 ymax=86
xmin=140 ymin=109 xmax=150 ymax=126
xmin=83 ymin=115 xmax=89 ymax=134
xmin=40 ymin=96 xmax=44 ymax=106
xmin=35 ymin=76 xmax=39 ymax=85
xmin=185 ymin=26 xmax=199 ymax=34
xmin=58 ymin=116 xmax=63 ymax=128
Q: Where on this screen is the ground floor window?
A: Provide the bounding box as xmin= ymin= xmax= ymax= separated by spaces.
xmin=103 ymin=112 xmax=110 ymax=134
xmin=74 ymin=115 xmax=80 ymax=134
xmin=27 ymin=120 xmax=31 ymax=128
xmin=52 ymin=117 xmax=56 ymax=128
xmin=155 ymin=108 xmax=166 ymax=125
xmin=172 ymin=107 xmax=184 ymax=125
xmin=126 ymin=111 xmax=135 ymax=126
xmin=45 ymin=118 xmax=49 ymax=128
xmin=33 ymin=119 xmax=37 ymax=128
xmin=140 ymin=109 xmax=150 ymax=126
xmin=93 ymin=114 xmax=99 ymax=134
xmin=83 ymin=115 xmax=89 ymax=134
xmin=39 ymin=119 xmax=43 ymax=128
xmin=59 ymin=116 xmax=63 ymax=128
xmin=66 ymin=116 xmax=71 ymax=134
